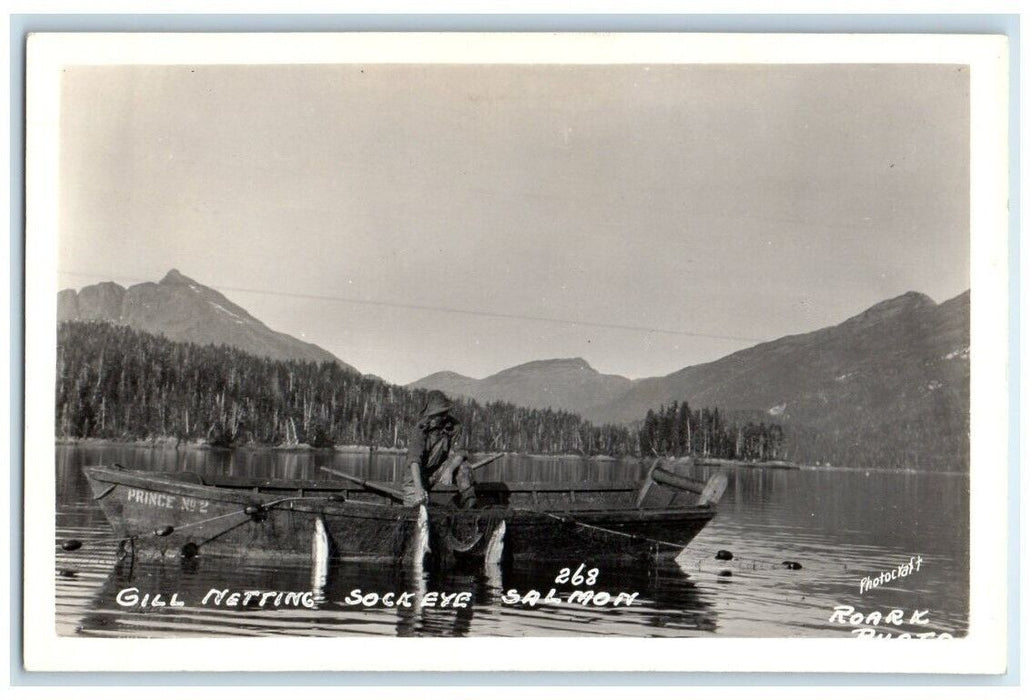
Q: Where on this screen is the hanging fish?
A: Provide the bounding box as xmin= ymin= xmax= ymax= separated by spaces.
xmin=413 ymin=504 xmax=431 ymax=567
xmin=483 ymin=519 xmax=506 ymax=591
xmin=310 ymin=516 xmax=329 ymax=600
xmin=484 ymin=519 xmax=506 ymax=566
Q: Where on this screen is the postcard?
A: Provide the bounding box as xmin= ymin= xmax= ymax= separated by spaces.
xmin=22 ymin=32 xmax=1009 ymax=673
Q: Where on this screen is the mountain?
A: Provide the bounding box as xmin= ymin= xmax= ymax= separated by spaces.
xmin=586 ymin=291 xmax=966 ymax=421
xmin=58 ymin=269 xmax=358 ymax=372
xmin=411 ymin=290 xmax=969 ymax=469
xmin=585 ymin=290 xmax=970 ymax=469
xmin=409 ymin=357 xmax=635 ymax=414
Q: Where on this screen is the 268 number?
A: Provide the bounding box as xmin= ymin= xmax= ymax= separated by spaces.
xmin=555 ymin=564 xmax=599 ymax=586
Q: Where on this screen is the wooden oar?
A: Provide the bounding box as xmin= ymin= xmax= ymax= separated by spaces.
xmin=468 ymin=453 xmax=504 ymax=471
xmin=428 ymin=452 xmax=504 ymax=487
xmin=321 ymin=454 xmax=500 ymax=503
xmin=319 ymin=467 xmax=406 ymax=502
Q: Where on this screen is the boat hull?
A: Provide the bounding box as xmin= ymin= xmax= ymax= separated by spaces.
xmin=84 ymin=467 xmax=430 ymax=562
xmin=81 ymin=466 xmax=716 ymax=564
xmin=499 ymin=508 xmax=713 ymax=562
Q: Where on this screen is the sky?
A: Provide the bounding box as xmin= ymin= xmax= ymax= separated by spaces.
xmin=57 ymin=63 xmax=970 ymax=385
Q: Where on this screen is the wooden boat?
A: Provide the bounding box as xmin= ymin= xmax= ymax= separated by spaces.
xmin=80 ymin=461 xmax=727 ymax=565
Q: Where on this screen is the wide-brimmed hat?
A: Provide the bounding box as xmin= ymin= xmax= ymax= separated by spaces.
xmin=421 ymin=390 xmax=454 ymax=418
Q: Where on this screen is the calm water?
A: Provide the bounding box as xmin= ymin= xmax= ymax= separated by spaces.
xmin=55 ymin=444 xmax=969 ymax=638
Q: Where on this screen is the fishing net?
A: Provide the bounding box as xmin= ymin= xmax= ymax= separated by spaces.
xmin=440 ymin=511 xmax=507 ymax=554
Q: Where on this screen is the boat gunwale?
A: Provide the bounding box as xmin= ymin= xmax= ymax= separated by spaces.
xmin=202 ymin=476 xmax=648 ymax=494
xmin=83 ymin=466 xmax=717 ymax=519
xmin=85 ymin=465 xmax=652 ymax=494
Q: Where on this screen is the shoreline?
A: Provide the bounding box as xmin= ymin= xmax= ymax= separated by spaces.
xmin=689 ymin=457 xmax=801 ymax=470
xmin=53 ymin=438 xmax=962 ymax=473
xmin=53 ymin=437 xmax=627 ymax=461
xmin=55 ymin=437 xmax=407 ymax=454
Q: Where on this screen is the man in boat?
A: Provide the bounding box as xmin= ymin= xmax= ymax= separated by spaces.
xmin=403 ymin=390 xmax=478 ymax=509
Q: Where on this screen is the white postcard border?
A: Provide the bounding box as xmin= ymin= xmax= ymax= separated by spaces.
xmin=22 ymin=31 xmax=1010 ymax=673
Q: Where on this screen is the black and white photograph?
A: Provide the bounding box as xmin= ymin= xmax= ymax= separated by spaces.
xmin=22 ymin=32 xmax=1009 ymax=673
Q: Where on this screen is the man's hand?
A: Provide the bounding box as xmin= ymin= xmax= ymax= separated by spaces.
xmin=409 ymin=462 xmax=429 ymax=506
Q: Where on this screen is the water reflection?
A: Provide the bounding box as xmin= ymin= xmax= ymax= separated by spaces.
xmin=56 ymin=444 xmax=969 ymax=638
xmin=68 ymin=542 xmax=711 ymax=638
xmin=56 ymin=443 xmax=658 ymax=486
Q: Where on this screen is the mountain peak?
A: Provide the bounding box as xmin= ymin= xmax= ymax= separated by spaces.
xmin=872 ymin=290 xmax=935 ymax=310
xmin=419 ymin=370 xmax=474 ymax=382
xmin=409 ymin=356 xmax=632 ymax=413
xmin=58 ymin=270 xmax=359 ymax=372
xmin=160 ymin=269 xmax=197 ymax=286
xmin=507 ymin=357 xmax=594 ymax=373
xmin=843 ymin=291 xmax=936 ymax=327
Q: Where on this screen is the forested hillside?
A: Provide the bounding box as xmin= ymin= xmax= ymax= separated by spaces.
xmin=639 ymin=402 xmax=785 ymax=462
xmin=588 ymin=291 xmax=970 ymax=471
xmin=55 ymin=321 xmax=784 ymax=459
